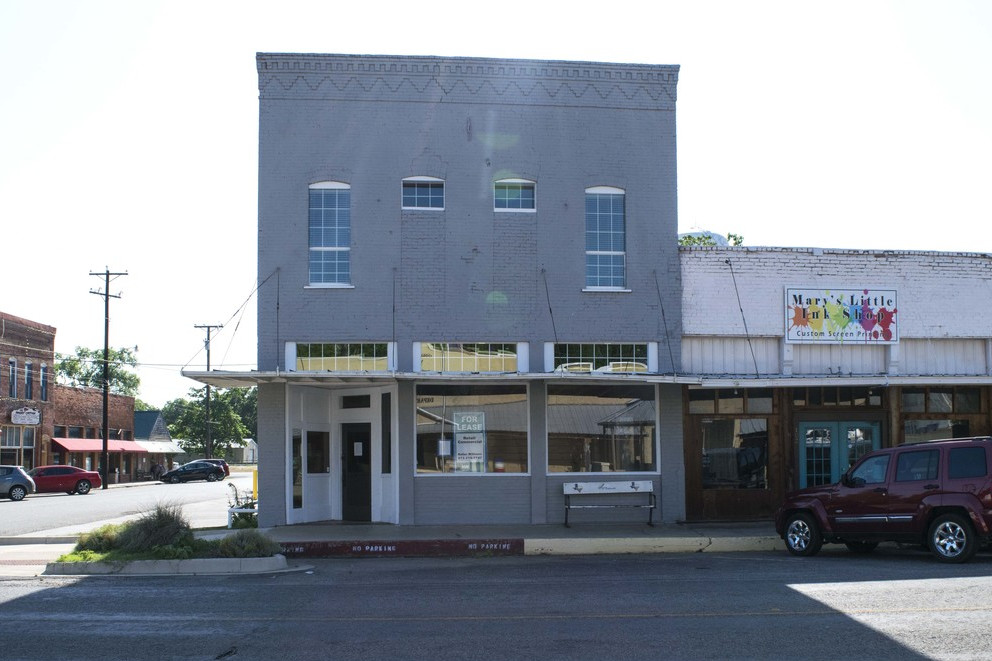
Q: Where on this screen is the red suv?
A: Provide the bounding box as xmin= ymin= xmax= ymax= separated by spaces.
xmin=775 ymin=436 xmax=992 ymax=563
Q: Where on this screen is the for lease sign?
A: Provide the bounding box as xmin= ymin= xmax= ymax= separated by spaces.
xmin=453 ymin=412 xmax=486 ymax=472
xmin=786 ymin=288 xmax=898 ymax=344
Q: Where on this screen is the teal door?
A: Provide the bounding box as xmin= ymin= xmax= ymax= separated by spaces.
xmin=798 ymin=421 xmax=881 ymax=488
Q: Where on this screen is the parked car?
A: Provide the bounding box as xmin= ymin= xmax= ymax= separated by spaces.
xmin=775 ymin=436 xmax=992 ymax=563
xmin=28 ymin=465 xmax=102 ymax=495
xmin=0 ymin=465 xmax=35 ymax=501
xmin=202 ymin=458 xmax=230 ymax=476
xmin=160 ymin=460 xmax=226 ymax=484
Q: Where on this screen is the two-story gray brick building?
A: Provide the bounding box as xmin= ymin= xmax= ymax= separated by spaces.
xmin=214 ymin=53 xmax=684 ymax=527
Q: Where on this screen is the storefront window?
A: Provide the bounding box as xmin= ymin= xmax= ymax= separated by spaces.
xmin=548 ymin=384 xmax=655 ymax=473
xmin=416 ymin=384 xmax=527 ymax=474
xmin=904 ymin=419 xmax=970 ymax=444
xmin=701 ymin=418 xmax=768 ymax=489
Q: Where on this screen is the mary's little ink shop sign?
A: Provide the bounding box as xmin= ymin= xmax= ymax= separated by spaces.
xmin=786 ymin=288 xmax=898 ymax=344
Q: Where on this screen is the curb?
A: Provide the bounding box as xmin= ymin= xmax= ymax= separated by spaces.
xmin=43 ymin=553 xmax=293 ymax=576
xmin=524 ymin=535 xmax=781 ymax=555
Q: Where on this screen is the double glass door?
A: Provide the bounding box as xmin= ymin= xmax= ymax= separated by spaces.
xmin=798 ymin=421 xmax=881 ymax=488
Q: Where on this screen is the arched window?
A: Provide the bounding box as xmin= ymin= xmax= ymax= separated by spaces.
xmin=308 ymin=181 xmax=351 ymax=286
xmin=584 ymin=186 xmax=626 ymax=289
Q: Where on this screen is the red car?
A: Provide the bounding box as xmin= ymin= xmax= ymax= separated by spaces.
xmin=28 ymin=465 xmax=102 ymax=495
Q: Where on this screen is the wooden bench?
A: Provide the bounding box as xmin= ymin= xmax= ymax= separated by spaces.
xmin=563 ymin=480 xmax=656 ymax=527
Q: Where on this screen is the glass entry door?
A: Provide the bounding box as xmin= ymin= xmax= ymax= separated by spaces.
xmin=798 ymin=421 xmax=881 ymax=488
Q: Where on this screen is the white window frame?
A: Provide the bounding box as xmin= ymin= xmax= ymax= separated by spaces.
xmin=401 ymin=176 xmax=445 ymax=210
xmin=285 ymin=342 xmax=397 ymax=372
xmin=494 ymin=178 xmax=536 ymax=212
xmin=583 ymin=186 xmax=628 ymax=292
xmin=307 ymin=181 xmax=353 ymax=289
xmin=414 ymin=342 xmax=529 ymax=373
xmin=543 ymin=342 xmax=658 ymax=373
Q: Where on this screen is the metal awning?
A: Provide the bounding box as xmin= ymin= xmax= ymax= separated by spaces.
xmin=181 ymin=369 xmax=701 ymax=389
xmin=52 ymin=438 xmax=148 ymax=453
xmin=135 ymin=440 xmax=184 ymax=454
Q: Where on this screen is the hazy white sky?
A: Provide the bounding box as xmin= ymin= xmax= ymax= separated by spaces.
xmin=1 ymin=0 xmax=989 ymax=406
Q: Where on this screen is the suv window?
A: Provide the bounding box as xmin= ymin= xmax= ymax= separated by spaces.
xmin=851 ymin=454 xmax=889 ymax=485
xmin=948 ymin=446 xmax=988 ymax=479
xmin=895 ymin=449 xmax=939 ymax=482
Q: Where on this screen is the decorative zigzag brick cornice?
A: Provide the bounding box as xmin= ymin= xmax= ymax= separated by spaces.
xmin=257 ymin=53 xmax=678 ymax=110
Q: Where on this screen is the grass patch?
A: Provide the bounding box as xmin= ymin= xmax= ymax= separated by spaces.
xmin=57 ymin=504 xmax=281 ymax=563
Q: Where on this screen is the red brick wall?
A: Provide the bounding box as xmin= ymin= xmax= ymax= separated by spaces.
xmin=53 ymin=385 xmax=135 ymax=437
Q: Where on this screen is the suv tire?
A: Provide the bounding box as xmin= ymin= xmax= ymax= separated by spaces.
xmin=785 ymin=512 xmax=822 ymax=557
xmin=928 ymin=513 xmax=976 ymax=563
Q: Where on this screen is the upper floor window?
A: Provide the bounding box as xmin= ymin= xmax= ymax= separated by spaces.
xmin=24 ymin=362 xmax=32 ymax=400
xmin=8 ymin=359 xmax=15 ymax=398
xmin=402 ymin=177 xmax=444 ymax=210
xmin=494 ymin=179 xmax=535 ymax=211
xmin=550 ymin=343 xmax=649 ymax=374
xmin=39 ymin=365 xmax=48 ymax=402
xmin=585 ymin=187 xmax=626 ymax=289
xmin=418 ymin=343 xmax=521 ymax=373
xmin=294 ymin=343 xmax=390 ymax=372
xmin=308 ymin=182 xmax=351 ymax=286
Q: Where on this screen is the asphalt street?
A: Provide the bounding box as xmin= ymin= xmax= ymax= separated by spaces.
xmin=2 ymin=550 xmax=991 ymax=661
xmin=0 ymin=472 xmax=253 ymax=536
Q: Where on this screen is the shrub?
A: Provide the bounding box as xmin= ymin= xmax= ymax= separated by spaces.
xmin=215 ymin=529 xmax=282 ymax=558
xmin=116 ymin=503 xmax=192 ymax=553
xmin=76 ymin=523 xmax=125 ymax=553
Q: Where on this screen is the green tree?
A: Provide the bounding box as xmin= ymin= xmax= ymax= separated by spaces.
xmin=56 ymin=346 xmax=140 ymax=396
xmin=162 ymin=387 xmax=250 ymax=458
xmin=225 ymin=387 xmax=257 ymax=439
xmin=678 ymin=232 xmax=744 ymax=247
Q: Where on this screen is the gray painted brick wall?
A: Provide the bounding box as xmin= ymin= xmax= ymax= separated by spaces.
xmin=257 ymin=54 xmax=682 ymax=372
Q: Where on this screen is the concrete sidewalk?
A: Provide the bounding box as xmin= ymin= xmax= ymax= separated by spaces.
xmin=1 ymin=519 xmax=782 ymax=577
xmin=0 ymin=478 xmax=783 ymax=575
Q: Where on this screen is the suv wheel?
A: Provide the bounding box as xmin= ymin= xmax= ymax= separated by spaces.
xmin=785 ymin=512 xmax=822 ymax=557
xmin=9 ymin=485 xmax=27 ymax=501
xmin=928 ymin=513 xmax=976 ymax=563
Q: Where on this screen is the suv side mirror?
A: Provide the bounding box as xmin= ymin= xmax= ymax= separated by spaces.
xmin=843 ymin=473 xmax=866 ymax=488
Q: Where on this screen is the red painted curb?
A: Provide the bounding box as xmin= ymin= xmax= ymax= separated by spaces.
xmin=280 ymin=539 xmax=524 ymax=558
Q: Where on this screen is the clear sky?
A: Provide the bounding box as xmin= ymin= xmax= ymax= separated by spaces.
xmin=2 ymin=0 xmax=989 ymax=407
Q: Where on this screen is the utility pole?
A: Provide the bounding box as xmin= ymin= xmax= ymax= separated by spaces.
xmin=90 ymin=268 xmax=127 ymax=490
xmin=194 ymin=324 xmax=222 ymax=459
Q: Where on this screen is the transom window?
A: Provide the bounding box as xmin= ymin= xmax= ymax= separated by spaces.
xmin=308 ymin=182 xmax=351 ymax=285
xmin=902 ymin=387 xmax=982 ymax=414
xmin=419 ymin=343 xmax=518 ymax=373
xmin=689 ymin=388 xmax=774 ymax=415
xmin=295 ymin=343 xmax=388 ymax=371
xmin=552 ymin=343 xmax=647 ymax=373
xmin=585 ymin=186 xmax=626 ymax=289
xmin=402 ymin=177 xmax=444 ymax=209
xmin=494 ymin=180 xmax=535 ymax=211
